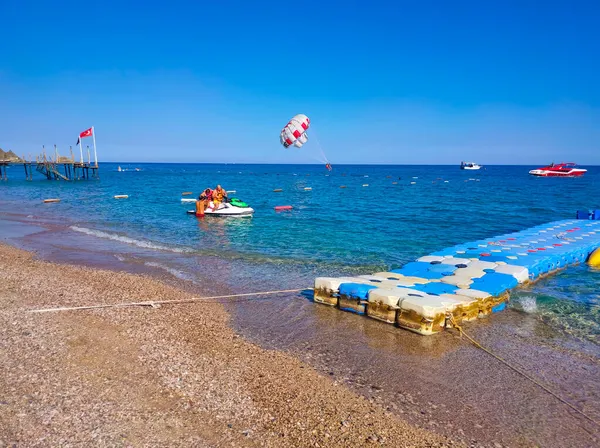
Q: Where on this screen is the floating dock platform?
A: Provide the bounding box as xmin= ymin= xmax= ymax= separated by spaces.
xmin=314 ymin=214 xmax=600 ymax=336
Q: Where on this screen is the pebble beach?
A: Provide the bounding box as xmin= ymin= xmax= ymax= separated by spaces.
xmin=0 ymin=243 xmax=454 ymax=447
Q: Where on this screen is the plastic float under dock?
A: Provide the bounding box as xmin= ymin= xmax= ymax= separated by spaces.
xmin=314 ymin=216 xmax=600 ymax=336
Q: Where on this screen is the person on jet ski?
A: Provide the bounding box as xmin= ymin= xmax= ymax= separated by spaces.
xmin=195 ymin=188 xmax=213 ymax=216
xmin=212 ymin=185 xmax=227 ymax=210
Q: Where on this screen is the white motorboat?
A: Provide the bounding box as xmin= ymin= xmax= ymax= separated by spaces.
xmin=460 ymin=161 xmax=481 ymax=170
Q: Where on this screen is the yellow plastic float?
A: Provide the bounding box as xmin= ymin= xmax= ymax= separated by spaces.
xmin=588 ymin=248 xmax=600 ymax=267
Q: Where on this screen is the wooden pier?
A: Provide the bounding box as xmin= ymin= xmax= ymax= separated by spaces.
xmin=0 ymin=145 xmax=99 ymax=181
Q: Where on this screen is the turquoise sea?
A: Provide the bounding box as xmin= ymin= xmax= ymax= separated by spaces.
xmin=1 ymin=163 xmax=600 ymax=344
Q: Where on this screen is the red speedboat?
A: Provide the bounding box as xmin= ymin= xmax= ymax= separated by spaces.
xmin=529 ymin=162 xmax=587 ymax=177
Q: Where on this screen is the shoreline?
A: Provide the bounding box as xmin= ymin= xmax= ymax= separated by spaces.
xmin=0 ymin=242 xmax=454 ymax=447
xmin=1 ymin=202 xmax=600 ymax=446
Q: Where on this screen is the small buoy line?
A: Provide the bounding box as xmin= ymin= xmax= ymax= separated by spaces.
xmin=43 ymin=176 xmax=447 ymax=207
xmin=43 ymin=195 xmax=130 ymax=202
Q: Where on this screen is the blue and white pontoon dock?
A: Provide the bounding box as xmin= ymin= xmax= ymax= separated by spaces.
xmin=314 ymin=212 xmax=600 ymax=336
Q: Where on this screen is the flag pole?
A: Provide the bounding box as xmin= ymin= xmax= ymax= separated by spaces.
xmin=92 ymin=126 xmax=98 ymax=167
xmin=87 ymin=145 xmax=91 ymax=165
xmin=79 ymin=135 xmax=83 ymax=164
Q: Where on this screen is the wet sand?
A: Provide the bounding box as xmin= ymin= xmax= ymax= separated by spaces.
xmin=0 ymin=243 xmax=453 ymax=447
xmin=229 ymin=283 xmax=600 ymax=447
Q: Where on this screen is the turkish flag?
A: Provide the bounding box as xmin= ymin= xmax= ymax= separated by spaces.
xmin=79 ymin=128 xmax=93 ymax=138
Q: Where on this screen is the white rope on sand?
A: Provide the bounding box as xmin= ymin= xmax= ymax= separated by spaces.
xmin=28 ymin=288 xmax=308 ymax=313
xmin=29 ymin=286 xmax=600 ymax=429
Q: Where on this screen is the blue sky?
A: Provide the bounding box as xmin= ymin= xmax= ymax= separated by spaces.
xmin=0 ymin=0 xmax=598 ymax=164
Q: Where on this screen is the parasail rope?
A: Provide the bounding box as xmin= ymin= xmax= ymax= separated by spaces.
xmin=308 ymin=127 xmax=330 ymax=165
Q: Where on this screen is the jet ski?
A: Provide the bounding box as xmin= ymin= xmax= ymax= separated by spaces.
xmin=187 ymin=199 xmax=254 ymax=217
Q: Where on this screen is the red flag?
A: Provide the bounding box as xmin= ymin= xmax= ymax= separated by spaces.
xmin=79 ymin=128 xmax=93 ymax=138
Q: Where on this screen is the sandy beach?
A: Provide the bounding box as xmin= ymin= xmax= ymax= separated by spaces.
xmin=0 ymin=243 xmax=456 ymax=447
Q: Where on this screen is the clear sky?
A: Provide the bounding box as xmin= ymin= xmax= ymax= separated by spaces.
xmin=0 ymin=0 xmax=598 ymax=164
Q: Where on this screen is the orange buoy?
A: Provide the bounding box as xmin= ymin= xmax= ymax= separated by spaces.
xmin=275 ymin=205 xmax=293 ymax=211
